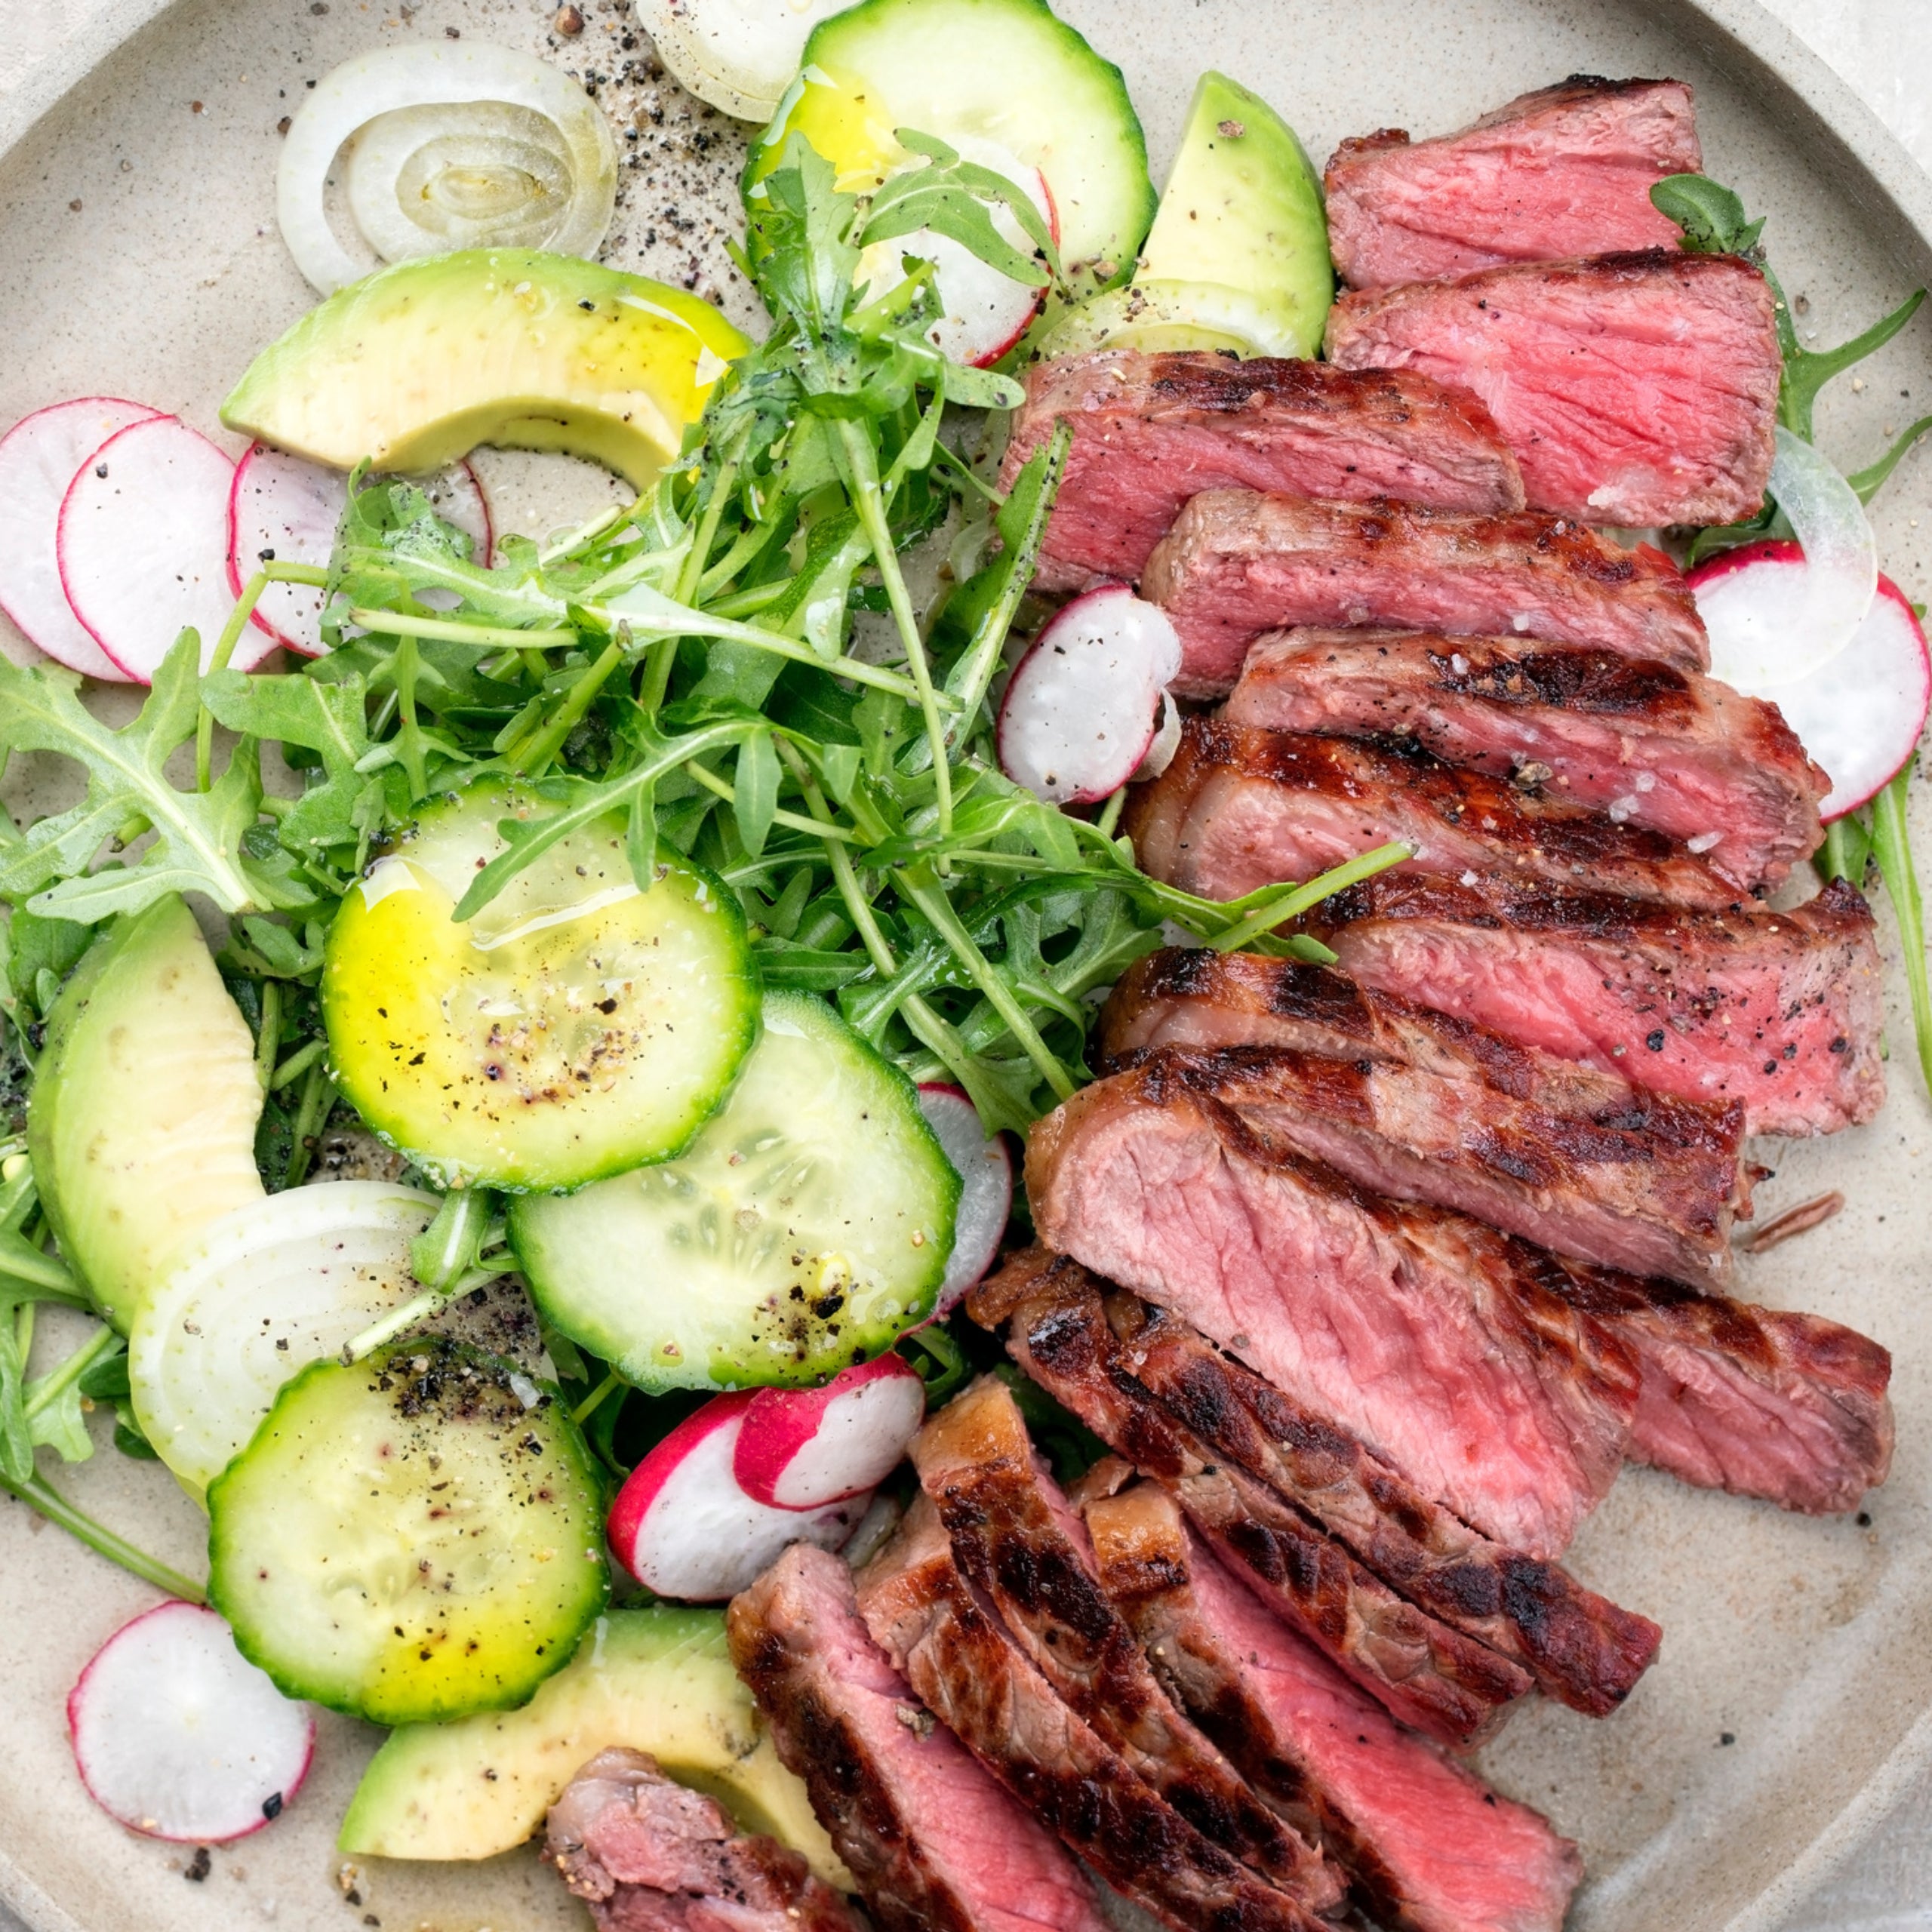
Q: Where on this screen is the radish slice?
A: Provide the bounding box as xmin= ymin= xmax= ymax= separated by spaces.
xmin=0 ymin=397 xmax=160 ymax=680
xmin=916 ymin=1083 xmax=1014 ymax=1315
xmin=635 ymin=0 xmax=854 ymax=122
xmin=1692 ymin=541 xmax=1932 ymax=820
xmin=1135 ymin=692 xmax=1183 ymax=783
xmin=57 ymin=417 xmax=241 ymax=681
xmin=1695 ymin=429 xmax=1876 ymax=688
xmin=68 ymin=1601 xmax=315 ymax=1843
xmin=226 ymin=447 xmax=492 ymax=657
xmin=734 ymin=1356 xmax=928 ymax=1511
xmin=998 ymin=583 xmax=1183 ymax=804
xmin=607 ymin=1394 xmax=869 ymax=1601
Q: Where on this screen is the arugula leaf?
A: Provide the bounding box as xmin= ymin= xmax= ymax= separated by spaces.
xmin=1652 ymin=174 xmax=1765 ymax=256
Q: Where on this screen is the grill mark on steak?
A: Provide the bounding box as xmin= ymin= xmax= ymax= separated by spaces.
xmin=1086 ymin=1484 xmax=1585 ymax=1932
xmin=1324 ymin=76 xmax=1700 ymax=291
xmin=855 ymin=1494 xmax=1331 ymax=1932
xmin=727 ymin=1546 xmax=1109 ymax=1932
xmin=909 ymin=1376 xmax=1344 ymax=1907
xmin=1124 ymin=715 xmax=1745 ymax=911
xmin=1306 ymin=871 xmax=1887 ymax=1137
xmin=1143 ymin=490 xmax=1707 ymax=697
xmin=1222 ymin=628 xmax=1826 ymax=891
xmin=997 ymin=348 xmax=1525 ymax=593
xmin=1325 ymin=251 xmax=1781 ymax=528
xmin=1023 ymin=1069 xmax=1640 ymax=1557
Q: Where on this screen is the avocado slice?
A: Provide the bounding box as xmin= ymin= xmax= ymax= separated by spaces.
xmin=337 ymin=1604 xmax=849 ymax=1887
xmin=222 ymin=249 xmax=750 ymax=489
xmin=28 ymin=895 xmax=266 ymax=1333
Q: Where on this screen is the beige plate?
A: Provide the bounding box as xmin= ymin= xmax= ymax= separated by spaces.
xmin=3 ymin=1 xmax=1932 ymax=1927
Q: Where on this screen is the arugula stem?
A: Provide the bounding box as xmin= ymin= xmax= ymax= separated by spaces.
xmin=0 ymin=1235 xmax=81 ymax=1300
xmin=1207 ymin=841 xmax=1414 ymax=954
xmin=538 ymin=503 xmax=628 ymax=566
xmin=509 ymin=636 xmax=626 ymax=777
xmin=194 ymin=564 xmax=330 ymax=791
xmin=1095 ymin=788 xmax=1128 ymax=840
xmin=705 ymin=580 xmax=790 ymax=620
xmin=1871 ymin=766 xmax=1932 ymax=1097
xmin=23 ymin=1323 xmax=115 ymax=1423
xmin=678 ymin=456 xmax=740 ymax=607
xmin=680 ymin=760 xmax=859 ymax=841
xmin=340 ymin=1262 xmax=503 ymax=1362
xmin=254 ymin=977 xmax=284 ymax=1094
xmin=268 ymin=1036 xmax=328 ymax=1093
xmin=349 ymin=609 xmax=580 ymax=651
xmin=571 ymin=1371 xmax=622 ymax=1427
xmin=281 ymin=1062 xmax=337 ymax=1189
xmin=0 ymin=1466 xmax=205 ymax=1603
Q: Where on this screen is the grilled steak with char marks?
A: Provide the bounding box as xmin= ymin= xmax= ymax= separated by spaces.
xmin=1088 ymin=1484 xmax=1584 ymax=1932
xmin=726 ymin=1546 xmax=1108 ymax=1932
xmin=1325 ymin=251 xmax=1780 ymax=527
xmin=1325 ymin=76 xmax=1700 ymax=291
xmin=1144 ymin=491 xmax=1708 ymax=696
xmin=1125 ymin=716 xmax=1745 ymax=912
xmin=1026 ymin=1064 xmax=1639 ymax=1557
xmin=996 ymin=349 xmax=1524 ymax=593
xmin=1223 ymin=629 xmax=1826 ymax=891
xmin=1308 ymin=872 xmax=1886 ymax=1136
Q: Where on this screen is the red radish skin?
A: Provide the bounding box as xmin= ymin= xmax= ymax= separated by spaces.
xmin=608 ymin=1393 xmax=868 ymax=1601
xmin=68 ymin=1601 xmax=315 ymax=1844
xmin=734 ymin=1355 xmax=928 ymax=1511
xmin=916 ymin=1083 xmax=1014 ymax=1315
xmin=0 ymin=397 xmax=160 ymax=681
xmin=1690 ymin=541 xmax=1931 ymax=820
xmin=57 ymin=417 xmax=242 ymax=681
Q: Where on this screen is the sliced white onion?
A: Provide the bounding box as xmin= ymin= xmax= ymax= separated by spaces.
xmin=1697 ymin=428 xmax=1876 ymax=688
xmin=638 ymin=0 xmax=855 ymax=122
xmin=279 ymin=44 xmax=617 ymax=294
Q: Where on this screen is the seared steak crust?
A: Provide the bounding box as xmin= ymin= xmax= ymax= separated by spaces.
xmin=1223 ymin=629 xmax=1826 ymax=891
xmin=1325 ymin=76 xmax=1700 ymax=290
xmin=1124 ymin=715 xmax=1745 ymax=911
xmin=1144 ymin=491 xmax=1708 ymax=696
xmin=998 ymin=348 xmax=1524 ymax=592
xmin=1309 ymin=872 xmax=1887 ymax=1136
xmin=1325 ymin=251 xmax=1781 ymax=526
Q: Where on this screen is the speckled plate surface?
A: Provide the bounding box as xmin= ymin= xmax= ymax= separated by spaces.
xmin=2 ymin=2 xmax=1931 ymax=1928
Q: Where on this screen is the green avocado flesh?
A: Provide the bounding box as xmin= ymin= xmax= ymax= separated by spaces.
xmin=27 ymin=894 xmax=265 ymax=1333
xmin=338 ymin=1603 xmax=847 ymax=1885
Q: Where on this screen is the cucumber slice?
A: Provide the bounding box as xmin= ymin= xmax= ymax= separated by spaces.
xmin=28 ymin=895 xmax=266 ymax=1332
xmin=321 ymin=781 xmax=759 ymax=1192
xmin=208 ymin=1337 xmax=608 ymax=1726
xmin=510 ymin=991 xmax=958 ymax=1392
xmin=130 ymin=1182 xmax=440 ymax=1500
xmin=747 ymin=0 xmax=1156 ymax=297
xmin=1033 ymin=278 xmax=1311 ymax=360
xmin=339 ymin=1604 xmax=847 ymax=1887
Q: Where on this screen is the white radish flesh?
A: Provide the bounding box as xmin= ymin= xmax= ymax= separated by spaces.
xmin=68 ymin=1601 xmax=315 ymax=1843
xmin=607 ymin=1395 xmax=868 ymax=1601
xmin=0 ymin=397 xmax=159 ymax=680
xmin=1135 ymin=691 xmax=1183 ymax=783
xmin=915 ymin=1083 xmax=1014 ymax=1315
xmin=227 ymin=448 xmax=492 ymax=657
xmin=637 ymin=0 xmax=855 ymax=122
xmin=57 ymin=417 xmax=240 ymax=681
xmin=734 ymin=1356 xmax=928 ymax=1510
xmin=998 ymin=583 xmax=1183 ymax=804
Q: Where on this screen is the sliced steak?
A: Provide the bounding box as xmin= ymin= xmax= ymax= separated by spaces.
xmin=1325 ymin=76 xmax=1700 ymax=290
xmin=909 ymin=1376 xmax=1343 ymax=1907
xmin=1088 ymin=1484 xmax=1584 ymax=1932
xmin=544 ymin=1747 xmax=863 ymax=1932
xmin=1025 ymin=1063 xmax=1640 ymax=1557
xmin=1098 ymin=951 xmax=1748 ymax=1287
xmin=1223 ymin=629 xmax=1826 ymax=891
xmin=1325 ymin=251 xmax=1781 ymax=527
xmin=1124 ymin=716 xmax=1743 ymax=912
xmin=1521 ymin=1251 xmax=1895 ymax=1512
xmin=855 ymin=1494 xmax=1329 ymax=1932
xmin=1143 ymin=491 xmax=1708 ymax=696
xmin=996 ymin=349 xmax=1524 ymax=592
xmin=1309 ymin=872 xmax=1887 ymax=1136
xmin=726 ymin=1546 xmax=1109 ymax=1932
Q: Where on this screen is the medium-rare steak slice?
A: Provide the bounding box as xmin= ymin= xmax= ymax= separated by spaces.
xmin=1309 ymin=872 xmax=1887 ymax=1136
xmin=996 ymin=349 xmax=1524 ymax=592
xmin=909 ymin=1376 xmax=1344 ymax=1907
xmin=1519 ymin=1250 xmax=1895 ymax=1512
xmin=975 ymin=1250 xmax=1651 ymax=1721
xmin=1025 ymin=1066 xmax=1639 ymax=1556
xmin=1125 ymin=717 xmax=1743 ymax=912
xmin=726 ymin=1546 xmax=1109 ymax=1932
xmin=1324 ymin=76 xmax=1700 ymax=290
xmin=1088 ymin=1484 xmax=1584 ymax=1932
xmin=545 ymin=1747 xmax=863 ymax=1932
xmin=1098 ymin=953 xmax=1747 ymax=1286
xmin=1223 ymin=629 xmax=1827 ymax=891
xmin=1325 ymin=251 xmax=1781 ymax=527
xmin=1143 ymin=491 xmax=1707 ymax=696
xmin=856 ymin=1495 xmax=1328 ymax=1932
